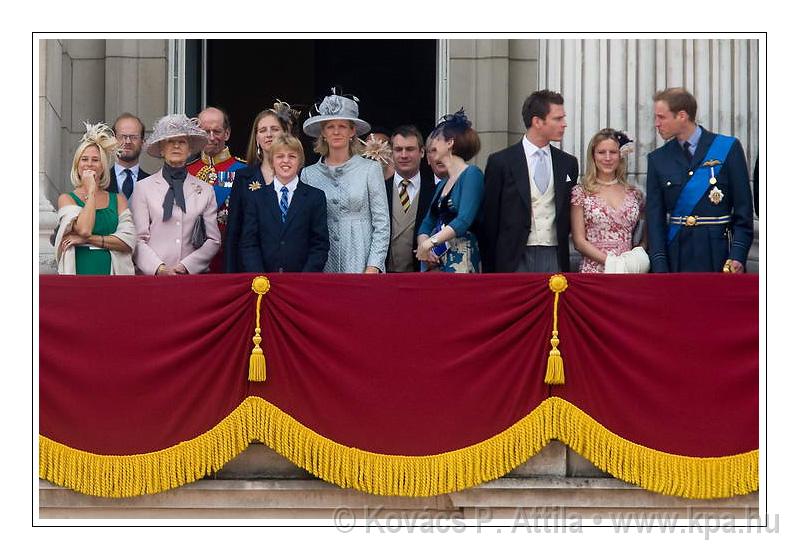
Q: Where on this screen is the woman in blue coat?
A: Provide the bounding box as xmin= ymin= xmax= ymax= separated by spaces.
xmin=416 ymin=109 xmax=484 ymax=273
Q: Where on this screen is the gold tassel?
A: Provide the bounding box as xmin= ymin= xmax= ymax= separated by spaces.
xmin=249 ymin=276 xmax=271 ymax=383
xmin=545 ymin=274 xmax=568 ymax=385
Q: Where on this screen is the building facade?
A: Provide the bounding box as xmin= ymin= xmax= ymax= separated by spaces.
xmin=38 ymin=37 xmax=760 ymax=273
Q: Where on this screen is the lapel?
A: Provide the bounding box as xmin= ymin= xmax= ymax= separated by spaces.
xmin=263 ymin=181 xmax=283 ymax=225
xmin=550 ymin=145 xmax=566 ymax=211
xmin=510 ymin=141 xmax=532 ymax=211
xmin=109 ymin=170 xmax=119 ymax=192
xmin=416 ymin=173 xmax=435 ymax=226
xmin=689 ymin=127 xmax=714 ymax=169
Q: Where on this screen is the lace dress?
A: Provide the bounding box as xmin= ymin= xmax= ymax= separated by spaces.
xmin=571 ymin=184 xmax=644 ymax=273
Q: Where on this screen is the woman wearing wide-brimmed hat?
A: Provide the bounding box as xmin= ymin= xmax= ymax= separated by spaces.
xmin=300 ymin=89 xmax=389 ymax=273
xmin=129 ymin=114 xmax=221 ymax=275
xmin=55 ymin=122 xmax=136 ymax=275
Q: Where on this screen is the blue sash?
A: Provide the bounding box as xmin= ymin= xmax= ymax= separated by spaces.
xmin=667 ymin=134 xmax=736 ymax=245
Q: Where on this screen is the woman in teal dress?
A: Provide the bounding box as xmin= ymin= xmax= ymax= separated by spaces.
xmin=55 ymin=123 xmax=135 ymax=275
xmin=417 ymin=109 xmax=484 ymax=273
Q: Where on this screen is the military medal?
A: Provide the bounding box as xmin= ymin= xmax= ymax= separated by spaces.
xmin=208 ymin=170 xmax=218 ymax=185
xmin=218 ymin=170 xmax=234 ymax=189
xmin=703 ymin=159 xmax=720 ymax=185
xmin=708 ymin=186 xmax=724 ymax=204
xmin=248 ymin=180 xmax=262 ymax=191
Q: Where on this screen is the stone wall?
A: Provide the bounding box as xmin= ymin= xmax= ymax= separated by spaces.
xmin=38 ymin=39 xmax=168 ymax=273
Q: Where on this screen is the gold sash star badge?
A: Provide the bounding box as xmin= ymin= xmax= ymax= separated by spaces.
xmin=248 ymin=180 xmax=262 ymax=191
xmin=708 ymin=186 xmax=724 ymax=204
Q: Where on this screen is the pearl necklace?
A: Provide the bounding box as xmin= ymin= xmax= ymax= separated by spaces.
xmin=595 ymin=178 xmax=619 ymax=186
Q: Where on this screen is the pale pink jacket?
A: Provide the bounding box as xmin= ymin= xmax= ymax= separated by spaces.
xmin=129 ymin=171 xmax=221 ymax=275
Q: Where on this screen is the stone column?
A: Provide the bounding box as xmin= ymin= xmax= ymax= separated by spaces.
xmin=104 ymin=39 xmax=169 ymax=173
xmin=447 ymin=39 xmax=510 ymax=170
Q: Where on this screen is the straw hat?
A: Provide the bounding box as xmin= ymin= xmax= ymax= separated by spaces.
xmin=145 ymin=114 xmax=209 ymax=158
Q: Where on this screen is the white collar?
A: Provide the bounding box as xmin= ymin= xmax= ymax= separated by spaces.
xmin=522 ymin=135 xmax=551 ymax=159
xmin=115 ymin=162 xmax=140 ymax=177
xmin=394 ymin=171 xmax=421 ymax=188
xmin=274 ymin=176 xmax=299 ymax=192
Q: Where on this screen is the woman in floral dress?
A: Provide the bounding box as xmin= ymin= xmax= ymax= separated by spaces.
xmin=571 ymin=129 xmax=645 ymax=273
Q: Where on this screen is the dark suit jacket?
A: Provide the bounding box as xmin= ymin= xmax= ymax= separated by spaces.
xmin=384 ymin=172 xmax=437 ymax=272
xmin=224 ymin=165 xmax=257 ymax=273
xmin=481 ymin=141 xmax=578 ymax=272
xmin=239 ymin=178 xmax=329 ymax=273
xmin=645 ymin=127 xmax=753 ymax=272
xmin=108 ymin=165 xmax=150 ymax=196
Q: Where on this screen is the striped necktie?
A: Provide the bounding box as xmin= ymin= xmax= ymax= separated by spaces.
xmin=399 ymin=179 xmax=411 ymax=212
xmin=279 ymin=186 xmax=289 ymax=223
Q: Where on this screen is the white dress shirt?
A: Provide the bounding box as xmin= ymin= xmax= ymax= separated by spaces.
xmin=393 ymin=171 xmax=421 ymax=204
xmin=274 ymin=176 xmax=299 ymax=207
xmin=113 ymin=163 xmax=141 ymax=192
xmin=522 ymin=135 xmax=552 ymax=191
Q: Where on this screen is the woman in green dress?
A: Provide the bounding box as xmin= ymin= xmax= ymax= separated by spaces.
xmin=55 ymin=123 xmax=136 ymax=275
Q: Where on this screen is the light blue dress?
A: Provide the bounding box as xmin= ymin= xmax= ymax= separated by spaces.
xmin=300 ymin=155 xmax=390 ymax=273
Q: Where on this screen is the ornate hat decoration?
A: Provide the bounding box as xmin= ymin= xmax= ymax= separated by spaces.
xmin=145 ymin=114 xmax=209 ymax=158
xmin=359 ymin=133 xmax=392 ymax=167
xmin=612 ymin=130 xmax=635 ymax=157
xmin=79 ymin=121 xmax=118 ymax=159
xmin=302 ymin=87 xmax=371 ymax=138
xmin=434 ymin=107 xmax=472 ymax=134
xmin=271 ymin=99 xmax=301 ymax=132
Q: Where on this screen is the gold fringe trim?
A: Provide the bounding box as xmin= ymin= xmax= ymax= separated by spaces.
xmin=549 ymin=397 xmax=758 ymax=499
xmin=39 ymin=397 xmax=758 ymax=500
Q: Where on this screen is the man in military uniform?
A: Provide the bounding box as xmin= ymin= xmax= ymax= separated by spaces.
xmin=187 ymin=106 xmax=247 ymax=273
xmin=646 ymin=88 xmax=753 ymax=273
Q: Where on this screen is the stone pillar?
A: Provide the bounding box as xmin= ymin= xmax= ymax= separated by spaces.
xmin=104 ymin=40 xmax=169 ymax=173
xmin=538 ymin=38 xmax=759 ymax=189
xmin=447 ymin=39 xmax=510 ymax=169
xmin=38 ymin=39 xmax=170 ymax=271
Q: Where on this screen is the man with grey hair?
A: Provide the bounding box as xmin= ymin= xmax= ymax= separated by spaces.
xmin=187 ymin=106 xmax=247 ymax=273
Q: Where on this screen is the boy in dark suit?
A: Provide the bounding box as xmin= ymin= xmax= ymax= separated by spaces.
xmin=239 ymin=135 xmax=329 ymax=272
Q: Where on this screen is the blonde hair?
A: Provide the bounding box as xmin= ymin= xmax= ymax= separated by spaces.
xmin=70 ymin=122 xmax=118 ymax=190
xmin=312 ymin=121 xmax=363 ymax=158
xmin=582 ymin=128 xmax=630 ymax=194
xmin=268 ymin=134 xmax=305 ymax=169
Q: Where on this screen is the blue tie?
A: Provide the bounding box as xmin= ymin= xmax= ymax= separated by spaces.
xmin=279 ymin=186 xmax=289 ymax=223
xmin=122 ymin=168 xmax=134 ymax=199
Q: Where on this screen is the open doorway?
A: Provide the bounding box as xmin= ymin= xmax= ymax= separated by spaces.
xmin=191 ymin=39 xmax=439 ymax=163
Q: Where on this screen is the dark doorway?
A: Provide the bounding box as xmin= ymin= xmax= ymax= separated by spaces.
xmin=201 ymin=39 xmax=438 ymax=164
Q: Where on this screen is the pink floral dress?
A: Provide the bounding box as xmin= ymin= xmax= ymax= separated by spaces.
xmin=571 ymin=184 xmax=645 ymax=273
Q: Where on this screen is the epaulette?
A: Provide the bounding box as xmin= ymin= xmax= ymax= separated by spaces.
xmin=235 ymin=156 xmax=247 ymax=163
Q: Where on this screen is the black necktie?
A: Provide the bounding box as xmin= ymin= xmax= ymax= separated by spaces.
xmin=122 ymin=168 xmax=134 ymax=199
xmin=682 ymin=141 xmax=693 ymax=163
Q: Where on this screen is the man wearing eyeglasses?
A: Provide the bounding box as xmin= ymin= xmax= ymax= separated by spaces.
xmin=110 ymin=113 xmax=150 ymax=199
xmin=187 ymin=106 xmax=247 ymax=273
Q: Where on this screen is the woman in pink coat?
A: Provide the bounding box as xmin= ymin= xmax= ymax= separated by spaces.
xmin=130 ymin=114 xmax=221 ymax=275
